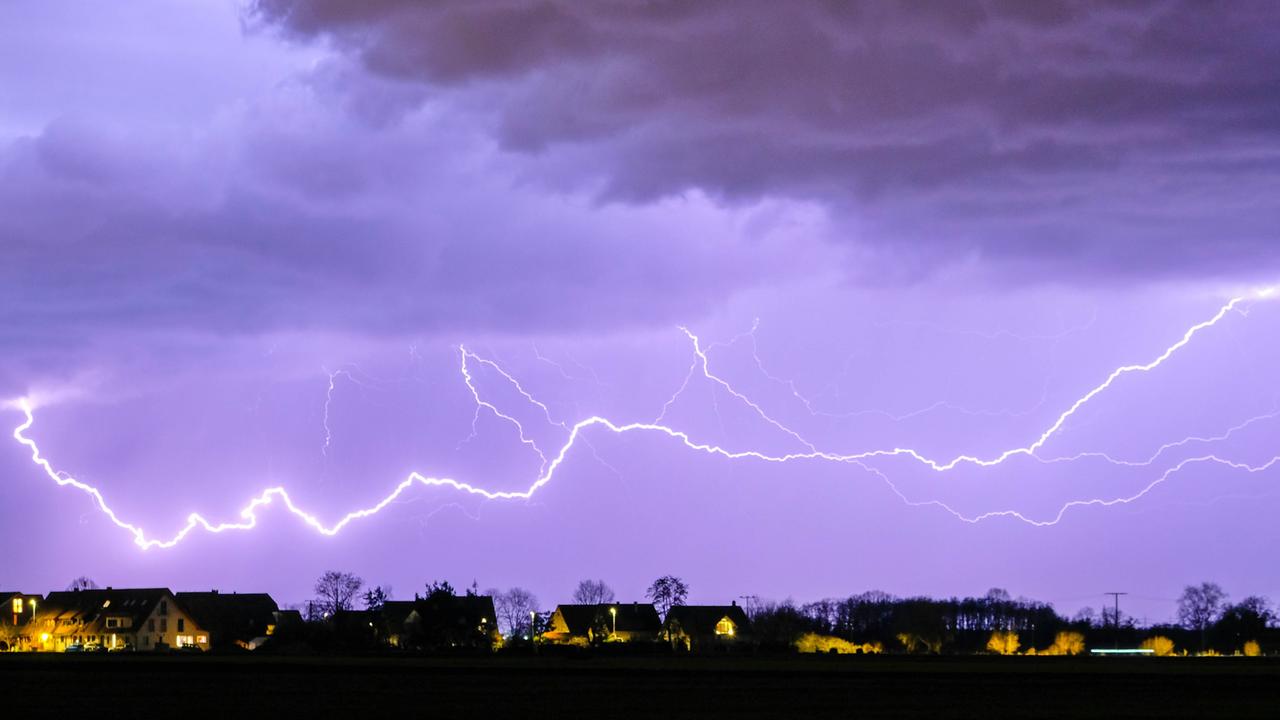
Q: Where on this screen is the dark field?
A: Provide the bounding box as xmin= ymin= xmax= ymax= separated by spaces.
xmin=3 ymin=654 xmax=1279 ymax=719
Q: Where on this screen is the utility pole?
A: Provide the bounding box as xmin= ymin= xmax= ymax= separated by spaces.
xmin=1104 ymin=592 xmax=1127 ymax=649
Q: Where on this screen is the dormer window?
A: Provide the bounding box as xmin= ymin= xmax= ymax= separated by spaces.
xmin=11 ymin=598 xmax=22 ymax=614
xmin=715 ymin=618 xmax=735 ymax=636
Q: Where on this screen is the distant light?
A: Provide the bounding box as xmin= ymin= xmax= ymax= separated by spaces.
xmin=1090 ymin=648 xmax=1154 ymax=655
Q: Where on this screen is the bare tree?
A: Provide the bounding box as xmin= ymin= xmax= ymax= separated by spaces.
xmin=1178 ymin=581 xmax=1228 ymax=650
xmin=314 ymin=571 xmax=364 ymax=615
xmin=493 ymin=587 xmax=540 ymax=639
xmin=573 ymin=579 xmax=615 ymax=605
xmin=646 ymin=575 xmax=689 ymax=618
xmin=67 ymin=576 xmax=98 ymax=591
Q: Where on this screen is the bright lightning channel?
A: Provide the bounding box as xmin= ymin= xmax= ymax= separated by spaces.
xmin=8 ymin=287 xmax=1278 ymax=549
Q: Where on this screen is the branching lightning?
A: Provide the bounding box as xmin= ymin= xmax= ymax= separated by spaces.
xmin=8 ymin=287 xmax=1279 ymax=550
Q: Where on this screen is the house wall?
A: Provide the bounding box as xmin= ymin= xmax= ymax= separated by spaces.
xmin=133 ymin=596 xmax=210 ymax=651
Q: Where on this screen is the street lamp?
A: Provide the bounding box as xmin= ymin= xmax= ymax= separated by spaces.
xmin=28 ymin=599 xmax=37 ymax=650
xmin=610 ymin=606 xmax=617 ymax=637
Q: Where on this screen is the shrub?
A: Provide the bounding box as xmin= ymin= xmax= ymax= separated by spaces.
xmin=1140 ymin=636 xmax=1176 ymax=657
xmin=986 ymin=631 xmax=1020 ymax=655
xmin=795 ymin=633 xmax=882 ymax=655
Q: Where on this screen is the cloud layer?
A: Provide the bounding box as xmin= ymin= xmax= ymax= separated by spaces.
xmin=253 ymin=0 xmax=1280 ymax=280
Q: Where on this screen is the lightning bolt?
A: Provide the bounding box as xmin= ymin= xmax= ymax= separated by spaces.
xmin=8 ymin=287 xmax=1278 ymax=549
xmin=320 ymin=367 xmax=348 ymax=458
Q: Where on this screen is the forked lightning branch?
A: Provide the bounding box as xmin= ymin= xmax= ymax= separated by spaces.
xmin=8 ymin=286 xmax=1279 ymax=550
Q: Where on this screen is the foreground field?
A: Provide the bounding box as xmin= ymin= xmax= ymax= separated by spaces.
xmin=3 ymin=654 xmax=1278 ymax=719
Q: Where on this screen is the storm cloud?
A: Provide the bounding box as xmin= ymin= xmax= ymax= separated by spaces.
xmin=253 ymin=0 xmax=1280 ymax=280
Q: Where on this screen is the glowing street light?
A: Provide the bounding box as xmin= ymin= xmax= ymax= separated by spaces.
xmin=610 ymin=606 xmax=617 ymax=637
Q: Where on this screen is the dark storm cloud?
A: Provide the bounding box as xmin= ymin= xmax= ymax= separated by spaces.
xmin=252 ymin=0 xmax=1280 ymax=279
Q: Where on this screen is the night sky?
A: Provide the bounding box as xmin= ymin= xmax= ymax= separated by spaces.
xmin=2 ymin=1 xmax=1278 ymax=622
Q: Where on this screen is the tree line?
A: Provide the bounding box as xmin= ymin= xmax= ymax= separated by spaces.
xmin=49 ymin=569 xmax=1266 ymax=656
xmin=746 ymin=582 xmax=1276 ymax=655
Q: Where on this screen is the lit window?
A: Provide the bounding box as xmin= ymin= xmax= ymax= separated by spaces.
xmin=12 ymin=599 xmax=22 ymax=614
xmin=715 ymin=618 xmax=735 ymax=636
xmin=175 ymin=635 xmax=195 ymax=648
xmin=197 ymin=635 xmax=207 ymax=644
xmin=102 ymin=600 xmax=111 ymax=609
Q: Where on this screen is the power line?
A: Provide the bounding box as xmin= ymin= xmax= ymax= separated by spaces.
xmin=1104 ymin=592 xmax=1128 ymax=649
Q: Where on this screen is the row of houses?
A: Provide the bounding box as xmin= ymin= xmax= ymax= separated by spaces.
xmin=333 ymin=598 xmax=752 ymax=652
xmin=0 ymin=588 xmax=286 ymax=653
xmin=544 ymin=602 xmax=751 ymax=651
xmin=2 ymin=587 xmax=751 ymax=653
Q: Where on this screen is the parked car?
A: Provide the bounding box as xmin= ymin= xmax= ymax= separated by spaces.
xmin=84 ymin=642 xmax=108 ymax=653
xmin=64 ymin=643 xmax=84 ymax=653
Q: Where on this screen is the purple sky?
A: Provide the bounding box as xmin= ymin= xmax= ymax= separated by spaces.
xmin=2 ymin=0 xmax=1279 ymax=623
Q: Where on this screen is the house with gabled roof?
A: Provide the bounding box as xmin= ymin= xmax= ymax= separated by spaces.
xmin=543 ymin=603 xmax=661 ymax=645
xmin=400 ymin=593 xmax=500 ymax=651
xmin=35 ymin=587 xmax=209 ymax=652
xmin=175 ymin=591 xmax=279 ymax=651
xmin=379 ymin=600 xmax=418 ymax=648
xmin=0 ymin=591 xmax=42 ymax=651
xmin=663 ymin=603 xmax=752 ymax=652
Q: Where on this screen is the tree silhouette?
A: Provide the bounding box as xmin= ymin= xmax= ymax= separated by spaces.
xmin=646 ymin=575 xmax=689 ymax=618
xmin=67 ymin=576 xmax=98 ymax=591
xmin=572 ymin=579 xmax=615 ymax=605
xmin=1178 ymin=582 xmax=1228 ymax=651
xmin=423 ymin=580 xmax=455 ymax=600
xmin=363 ymin=585 xmax=391 ymax=611
xmin=314 ymin=571 xmax=364 ymax=615
xmin=1214 ymin=596 xmax=1272 ymax=653
xmin=493 ymin=587 xmax=539 ymax=639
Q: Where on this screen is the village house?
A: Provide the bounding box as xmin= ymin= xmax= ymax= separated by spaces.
xmin=399 ymin=593 xmax=500 ymax=651
xmin=542 ymin=603 xmax=661 ymax=645
xmin=0 ymin=591 xmax=42 ymax=651
xmin=175 ymin=591 xmax=280 ymax=651
xmin=663 ymin=603 xmax=752 ymax=652
xmin=34 ymin=588 xmax=210 ymax=652
xmin=379 ymin=600 xmax=417 ymax=648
